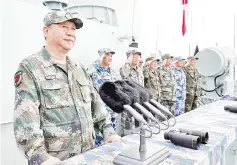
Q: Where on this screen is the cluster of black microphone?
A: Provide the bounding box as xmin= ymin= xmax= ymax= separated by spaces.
xmin=99 ymin=80 xmax=176 ymax=137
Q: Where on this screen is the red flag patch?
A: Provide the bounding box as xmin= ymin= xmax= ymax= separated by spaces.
xmin=14 ymin=71 xmax=23 ymax=87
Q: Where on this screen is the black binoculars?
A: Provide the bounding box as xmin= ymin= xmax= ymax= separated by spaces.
xmin=224 ymin=105 xmax=237 ymax=113
xmin=164 ymin=128 xmax=209 ymax=150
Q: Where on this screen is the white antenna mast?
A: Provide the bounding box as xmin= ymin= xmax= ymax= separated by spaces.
xmin=233 ymin=14 xmax=236 ymax=80
xmin=131 ymin=0 xmax=136 ymax=39
xmin=234 ymin=14 xmax=236 ymax=49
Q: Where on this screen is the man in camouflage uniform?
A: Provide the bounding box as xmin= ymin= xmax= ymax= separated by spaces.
xmin=13 ymin=10 xmax=120 ymax=165
xmin=87 ymin=48 xmax=120 ymax=147
xmin=158 ymin=54 xmax=177 ymax=115
xmin=120 ymin=50 xmax=144 ymax=86
xmin=119 ymin=50 xmax=144 ymax=130
xmin=184 ymin=56 xmax=201 ymax=112
xmin=173 ymin=56 xmax=186 ymax=116
xmin=87 ymin=48 xmax=119 ymax=92
xmin=144 ymin=57 xmax=161 ymax=101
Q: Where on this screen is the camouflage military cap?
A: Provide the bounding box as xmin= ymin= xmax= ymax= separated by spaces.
xmin=145 ymin=57 xmax=160 ymax=63
xmin=162 ymin=54 xmax=173 ymax=60
xmin=173 ymin=56 xmax=185 ymax=61
xmin=98 ymin=48 xmax=115 ymax=56
xmin=187 ymin=56 xmax=199 ymax=60
xmin=44 ymin=10 xmax=83 ymax=29
xmin=126 ymin=50 xmax=141 ymax=58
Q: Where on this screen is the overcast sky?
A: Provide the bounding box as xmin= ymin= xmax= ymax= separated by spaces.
xmin=14 ymin=0 xmax=237 ymax=57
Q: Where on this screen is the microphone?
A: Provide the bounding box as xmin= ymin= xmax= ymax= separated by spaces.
xmin=99 ymin=81 xmax=152 ymax=137
xmin=114 ymin=80 xmax=161 ymax=134
xmin=114 ymin=81 xmax=158 ymax=122
xmin=125 ymin=80 xmax=176 ymax=127
xmin=143 ymin=86 xmax=176 ymax=126
xmin=144 ymin=88 xmax=174 ymax=118
xmin=125 ymin=80 xmax=168 ymax=120
xmin=150 ymin=100 xmax=174 ymax=118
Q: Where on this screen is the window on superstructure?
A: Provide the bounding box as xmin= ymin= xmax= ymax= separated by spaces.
xmin=77 ymin=5 xmax=118 ymax=26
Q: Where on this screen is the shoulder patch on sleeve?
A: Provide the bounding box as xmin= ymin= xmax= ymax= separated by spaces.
xmin=14 ymin=71 xmax=23 ymax=87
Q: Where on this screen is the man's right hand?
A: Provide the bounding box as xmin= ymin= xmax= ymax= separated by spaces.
xmin=41 ymin=156 xmax=61 ymax=165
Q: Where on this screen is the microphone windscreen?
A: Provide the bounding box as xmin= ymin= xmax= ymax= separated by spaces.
xmin=125 ymin=80 xmax=150 ymax=102
xmin=144 ymin=87 xmax=154 ymax=100
xmin=114 ymin=80 xmax=140 ymax=104
xmin=99 ymin=81 xmax=131 ymax=113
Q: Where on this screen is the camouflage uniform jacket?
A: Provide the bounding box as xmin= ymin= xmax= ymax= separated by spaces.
xmin=184 ymin=64 xmax=201 ymax=96
xmin=13 ymin=47 xmax=116 ymax=164
xmin=144 ymin=68 xmax=161 ymax=101
xmin=158 ymin=66 xmax=176 ymax=101
xmin=87 ymin=63 xmax=120 ymax=93
xmin=119 ymin=63 xmax=144 ymax=86
xmin=173 ymin=67 xmax=186 ymax=98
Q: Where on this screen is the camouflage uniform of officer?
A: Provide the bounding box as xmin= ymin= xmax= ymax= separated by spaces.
xmin=119 ymin=50 xmax=144 ymax=132
xmin=87 ymin=48 xmax=119 ymax=93
xmin=144 ymin=57 xmax=161 ymax=101
xmin=158 ymin=54 xmax=177 ymax=115
xmin=13 ymin=11 xmax=116 ymax=165
xmin=184 ymin=56 xmax=201 ymax=112
xmin=119 ymin=50 xmax=144 ymax=86
xmin=173 ymin=57 xmax=186 ymax=116
xmin=87 ymin=48 xmax=120 ymax=146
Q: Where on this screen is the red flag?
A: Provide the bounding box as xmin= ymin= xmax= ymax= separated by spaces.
xmin=182 ymin=0 xmax=188 ymax=36
xmin=182 ymin=10 xmax=187 ymax=36
xmin=182 ymin=0 xmax=188 ymax=5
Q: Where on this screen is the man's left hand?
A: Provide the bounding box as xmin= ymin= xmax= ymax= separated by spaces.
xmin=104 ymin=134 xmax=121 ymax=143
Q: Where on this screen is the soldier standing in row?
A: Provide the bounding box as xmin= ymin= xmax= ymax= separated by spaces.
xmin=184 ymin=56 xmax=201 ymax=112
xmin=173 ymin=57 xmax=186 ymax=116
xmin=158 ymin=54 xmax=177 ymax=115
xmin=120 ymin=50 xmax=144 ymax=86
xmin=119 ymin=50 xmax=144 ymax=130
xmin=87 ymin=48 xmax=120 ymax=147
xmin=144 ymin=57 xmax=161 ymax=101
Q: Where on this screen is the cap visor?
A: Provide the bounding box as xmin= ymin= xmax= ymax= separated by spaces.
xmin=134 ymin=52 xmax=141 ymax=55
xmin=105 ymin=51 xmax=115 ymax=55
xmin=69 ymin=18 xmax=83 ymax=29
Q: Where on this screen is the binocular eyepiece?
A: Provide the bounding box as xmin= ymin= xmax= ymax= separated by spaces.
xmin=224 ymin=105 xmax=237 ymax=113
xmin=164 ymin=129 xmax=209 ymax=150
xmin=179 ymin=128 xmax=209 ymax=144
